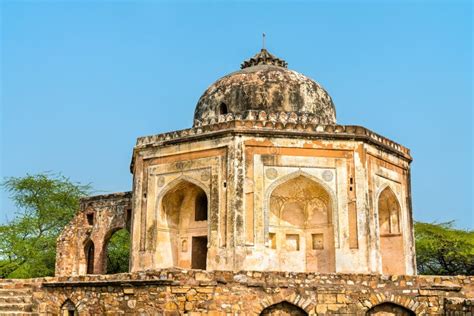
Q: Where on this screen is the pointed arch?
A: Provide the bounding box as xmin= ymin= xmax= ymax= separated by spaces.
xmin=61 ymin=299 xmax=77 ymax=316
xmin=84 ymin=239 xmax=94 ymax=274
xmin=264 ymin=171 xmax=336 ymax=272
xmin=156 ymin=176 xmax=210 ymax=269
xmin=376 ymin=184 xmax=405 ymax=275
xmin=264 ymin=170 xmax=338 ymax=246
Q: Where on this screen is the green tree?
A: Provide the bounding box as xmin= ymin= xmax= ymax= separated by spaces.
xmin=106 ymin=228 xmax=130 ymax=274
xmin=0 ymin=173 xmax=91 ymax=278
xmin=415 ymin=221 xmax=474 ymax=275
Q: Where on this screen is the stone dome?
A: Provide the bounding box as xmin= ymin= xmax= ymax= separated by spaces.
xmin=193 ymin=49 xmax=336 ymax=125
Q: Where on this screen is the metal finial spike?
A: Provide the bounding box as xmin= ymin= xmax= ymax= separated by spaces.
xmin=262 ymin=33 xmax=266 ymax=50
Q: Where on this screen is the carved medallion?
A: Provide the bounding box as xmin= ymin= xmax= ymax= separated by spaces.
xmin=322 ymin=170 xmax=333 ymax=182
xmin=200 ymin=171 xmax=210 ymax=182
xmin=268 ymin=146 xmax=281 ymax=155
xmin=157 ymin=176 xmax=165 ymax=187
xmin=265 ymin=168 xmax=278 ymax=180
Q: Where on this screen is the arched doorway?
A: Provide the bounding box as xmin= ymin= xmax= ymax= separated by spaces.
xmin=105 ymin=228 xmax=130 ymax=274
xmin=60 ymin=299 xmax=77 ymax=316
xmin=269 ymin=175 xmax=335 ymax=272
xmin=159 ymin=180 xmax=208 ymax=269
xmin=366 ymin=302 xmax=415 ymax=315
xmin=84 ymin=240 xmax=94 ymax=274
xmin=260 ymin=301 xmax=308 ymax=316
xmin=378 ymin=187 xmax=405 ymax=274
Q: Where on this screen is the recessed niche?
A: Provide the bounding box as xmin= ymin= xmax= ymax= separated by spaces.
xmin=312 ymin=233 xmax=324 ymax=250
xmin=285 ymin=234 xmax=300 ymax=251
xmin=269 ymin=233 xmax=276 ymax=249
xmin=181 ymin=239 xmax=188 ymax=252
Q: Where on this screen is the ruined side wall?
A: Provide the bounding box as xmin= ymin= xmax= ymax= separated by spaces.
xmin=1 ymin=271 xmax=472 ymax=315
xmin=55 ymin=192 xmax=132 ymax=276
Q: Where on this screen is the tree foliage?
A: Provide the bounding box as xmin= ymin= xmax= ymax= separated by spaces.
xmin=415 ymin=221 xmax=474 ymax=275
xmin=106 ymin=228 xmax=130 ymax=274
xmin=0 ymin=173 xmax=90 ymax=278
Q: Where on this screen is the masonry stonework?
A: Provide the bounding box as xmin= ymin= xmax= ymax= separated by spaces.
xmin=4 ymin=48 xmax=472 ymax=315
xmin=1 ymin=271 xmax=473 ymax=315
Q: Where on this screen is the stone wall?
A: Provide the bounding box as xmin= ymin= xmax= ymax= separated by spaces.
xmin=1 ymin=270 xmax=472 ymax=315
xmin=55 ymin=192 xmax=132 ymax=276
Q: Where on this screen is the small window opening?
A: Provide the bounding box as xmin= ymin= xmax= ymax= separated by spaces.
xmin=86 ymin=213 xmax=94 ymax=225
xmin=194 ymin=190 xmax=208 ymax=221
xmin=350 ymin=177 xmax=353 ymax=185
xmin=218 ymin=102 xmax=228 ymax=115
xmin=223 ymin=181 xmax=227 ymax=188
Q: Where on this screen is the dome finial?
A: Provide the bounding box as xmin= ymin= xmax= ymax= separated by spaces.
xmin=240 ymin=37 xmax=288 ymax=69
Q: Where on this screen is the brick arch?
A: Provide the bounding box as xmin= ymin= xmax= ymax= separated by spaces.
xmin=60 ymin=298 xmax=77 ymax=315
xmin=260 ymin=301 xmax=308 ymax=315
xmin=366 ymin=302 xmax=415 ymax=315
xmin=360 ymin=294 xmax=426 ymax=315
xmin=254 ymin=292 xmax=316 ymax=315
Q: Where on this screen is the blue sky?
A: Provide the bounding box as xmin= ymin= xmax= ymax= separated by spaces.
xmin=1 ymin=1 xmax=472 ymax=229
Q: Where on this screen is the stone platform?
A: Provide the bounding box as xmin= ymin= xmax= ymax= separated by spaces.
xmin=0 ymin=270 xmax=473 ymax=315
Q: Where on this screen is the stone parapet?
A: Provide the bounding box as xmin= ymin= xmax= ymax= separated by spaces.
xmin=1 ymin=270 xmax=472 ymax=315
xmin=134 ymin=111 xmax=410 ymax=162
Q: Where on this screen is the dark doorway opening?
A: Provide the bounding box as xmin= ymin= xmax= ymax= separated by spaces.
xmin=85 ymin=240 xmax=95 ymax=274
xmin=191 ymin=236 xmax=208 ymax=270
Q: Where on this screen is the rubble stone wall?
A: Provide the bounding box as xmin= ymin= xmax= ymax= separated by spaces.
xmin=1 ymin=270 xmax=472 ymax=315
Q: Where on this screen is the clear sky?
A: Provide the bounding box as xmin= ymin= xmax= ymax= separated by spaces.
xmin=1 ymin=1 xmax=472 ymax=229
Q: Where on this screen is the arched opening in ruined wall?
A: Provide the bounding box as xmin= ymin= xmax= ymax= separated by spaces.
xmin=378 ymin=186 xmax=405 ymax=275
xmin=269 ymin=175 xmax=335 ymax=272
xmin=260 ymin=301 xmax=308 ymax=316
xmin=160 ymin=180 xmax=208 ymax=269
xmin=366 ymin=302 xmax=415 ymax=315
xmin=104 ymin=228 xmax=130 ymax=274
xmin=60 ymin=299 xmax=77 ymax=316
xmin=84 ymin=240 xmax=95 ymax=274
